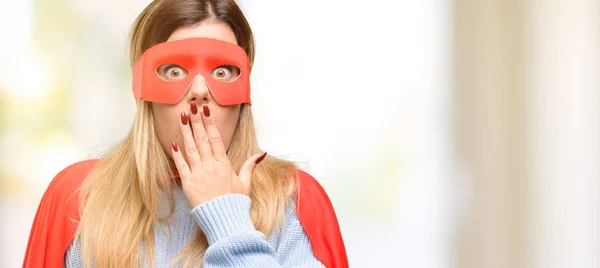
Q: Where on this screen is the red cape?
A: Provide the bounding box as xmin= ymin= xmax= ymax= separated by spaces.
xmin=23 ymin=160 xmax=348 ymax=268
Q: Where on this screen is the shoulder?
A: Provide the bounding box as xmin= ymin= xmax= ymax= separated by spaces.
xmin=291 ymin=169 xmax=349 ymax=268
xmin=294 ymin=170 xmax=334 ymax=210
xmin=23 ymin=159 xmax=100 ymax=267
xmin=39 ymin=159 xmax=101 ymax=219
xmin=50 ymin=159 xmax=100 ymax=185
xmin=44 ymin=159 xmax=100 ymax=200
xmin=295 ymin=169 xmax=318 ymax=186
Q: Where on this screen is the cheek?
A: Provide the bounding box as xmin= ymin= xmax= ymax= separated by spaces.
xmin=152 ymin=104 xmax=182 ymax=151
xmin=217 ymin=105 xmax=241 ymax=149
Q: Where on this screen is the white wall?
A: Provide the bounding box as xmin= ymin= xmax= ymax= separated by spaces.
xmin=241 ymin=0 xmax=454 ymax=267
xmin=526 ymin=1 xmax=600 ymax=267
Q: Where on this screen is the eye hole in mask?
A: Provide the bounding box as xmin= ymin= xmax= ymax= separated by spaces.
xmin=211 ymin=65 xmax=241 ymax=83
xmin=157 ymin=64 xmax=188 ymax=82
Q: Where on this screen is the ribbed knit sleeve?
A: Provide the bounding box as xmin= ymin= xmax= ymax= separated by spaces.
xmin=191 ymin=194 xmax=325 ymax=268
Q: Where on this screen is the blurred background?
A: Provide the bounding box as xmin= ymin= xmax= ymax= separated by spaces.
xmin=0 ymin=0 xmax=598 ymax=267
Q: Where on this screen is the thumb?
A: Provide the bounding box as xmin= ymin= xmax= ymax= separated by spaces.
xmin=238 ymin=152 xmax=267 ymax=186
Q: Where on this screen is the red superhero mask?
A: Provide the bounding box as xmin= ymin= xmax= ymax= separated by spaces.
xmin=132 ymin=37 xmax=251 ymax=105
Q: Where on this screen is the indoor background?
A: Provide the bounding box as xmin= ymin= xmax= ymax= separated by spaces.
xmin=0 ymin=0 xmax=598 ymax=267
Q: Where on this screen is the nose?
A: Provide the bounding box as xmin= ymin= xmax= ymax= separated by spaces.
xmin=185 ymin=74 xmax=212 ymax=104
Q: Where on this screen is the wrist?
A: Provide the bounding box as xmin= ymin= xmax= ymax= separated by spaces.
xmin=191 ymin=194 xmax=256 ymax=245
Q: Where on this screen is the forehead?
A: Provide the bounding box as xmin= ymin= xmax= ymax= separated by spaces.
xmin=167 ymin=20 xmax=238 ymax=46
xmin=145 ymin=37 xmax=247 ymax=64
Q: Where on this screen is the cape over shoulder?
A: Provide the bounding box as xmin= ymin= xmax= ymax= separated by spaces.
xmin=23 ymin=159 xmax=100 ymax=268
xmin=294 ymin=170 xmax=349 ymax=268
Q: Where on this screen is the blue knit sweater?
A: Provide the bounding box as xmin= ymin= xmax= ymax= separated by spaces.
xmin=64 ymin=187 xmax=324 ymax=267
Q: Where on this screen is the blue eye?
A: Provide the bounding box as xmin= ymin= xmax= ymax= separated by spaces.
xmin=211 ymin=65 xmax=241 ymax=82
xmin=157 ymin=64 xmax=187 ymax=81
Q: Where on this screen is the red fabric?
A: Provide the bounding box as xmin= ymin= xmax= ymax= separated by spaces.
xmin=295 ymin=171 xmax=349 ymax=268
xmin=23 ymin=160 xmax=348 ymax=268
xmin=22 ymin=159 xmax=99 ymax=268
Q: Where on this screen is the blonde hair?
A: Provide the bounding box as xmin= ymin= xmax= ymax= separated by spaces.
xmin=74 ymin=0 xmax=298 ymax=267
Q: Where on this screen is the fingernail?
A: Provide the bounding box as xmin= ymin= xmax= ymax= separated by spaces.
xmin=180 ymin=112 xmax=188 ymax=125
xmin=203 ymin=105 xmax=210 ymax=117
xmin=255 ymin=152 xmax=267 ymax=164
xmin=172 ymin=141 xmax=179 ymax=152
xmin=190 ymin=102 xmax=198 ymax=115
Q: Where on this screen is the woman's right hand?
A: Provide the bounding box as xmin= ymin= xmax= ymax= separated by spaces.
xmin=171 ymin=102 xmax=266 ymax=208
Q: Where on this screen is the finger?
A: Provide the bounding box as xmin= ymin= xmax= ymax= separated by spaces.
xmin=179 ymin=112 xmax=202 ymax=168
xmin=171 ymin=141 xmax=191 ymax=183
xmin=238 ymin=152 xmax=267 ymax=186
xmin=189 ymin=102 xmax=214 ymax=163
xmin=201 ymin=104 xmax=228 ymax=162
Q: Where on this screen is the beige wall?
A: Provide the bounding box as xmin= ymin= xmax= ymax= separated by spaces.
xmin=454 ymin=0 xmax=526 ymax=267
xmin=454 ymin=0 xmax=600 ymax=267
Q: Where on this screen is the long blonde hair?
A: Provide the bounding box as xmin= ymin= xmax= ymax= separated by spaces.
xmin=74 ymin=0 xmax=298 ymax=267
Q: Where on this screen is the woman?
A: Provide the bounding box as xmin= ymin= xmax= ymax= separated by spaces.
xmin=22 ymin=0 xmax=348 ymax=267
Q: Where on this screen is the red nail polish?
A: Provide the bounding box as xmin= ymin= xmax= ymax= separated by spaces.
xmin=203 ymin=105 xmax=210 ymax=117
xmin=172 ymin=141 xmax=179 ymax=152
xmin=190 ymin=102 xmax=198 ymax=115
xmin=180 ymin=112 xmax=188 ymax=125
xmin=255 ymin=152 xmax=267 ymax=164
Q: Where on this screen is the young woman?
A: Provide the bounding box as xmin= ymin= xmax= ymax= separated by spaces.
xmin=22 ymin=0 xmax=348 ymax=267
